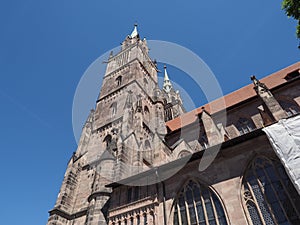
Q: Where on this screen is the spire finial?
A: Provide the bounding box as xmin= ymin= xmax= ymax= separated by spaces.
xmin=130 ymin=23 xmax=139 ymax=38
xmin=164 ymin=65 xmax=169 ymax=80
xmin=163 ymin=65 xmax=173 ymax=93
xmin=251 ymin=75 xmax=269 ymax=93
xmin=251 ymin=75 xmax=261 ymax=86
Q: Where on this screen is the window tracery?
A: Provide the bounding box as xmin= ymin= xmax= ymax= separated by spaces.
xmin=242 ymin=157 xmax=300 ymax=225
xmin=173 ymin=180 xmax=228 ymax=225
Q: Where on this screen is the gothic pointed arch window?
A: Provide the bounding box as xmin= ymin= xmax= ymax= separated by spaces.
xmin=144 ymin=105 xmax=150 ymax=122
xmin=145 ymin=140 xmax=151 ymax=150
xmin=116 ymin=76 xmax=122 ymax=87
xmin=103 ymin=134 xmax=112 ymax=149
xmin=242 ymin=156 xmax=300 ymax=225
xmin=143 ymin=214 xmax=147 ymax=225
xmin=173 ymin=180 xmax=228 ymax=225
xmin=237 ymin=117 xmax=255 ymax=135
xmin=143 ymin=77 xmax=148 ymax=90
xmin=165 ymin=104 xmax=173 ymax=121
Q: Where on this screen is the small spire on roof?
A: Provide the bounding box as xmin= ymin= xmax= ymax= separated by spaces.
xmin=130 ymin=23 xmax=139 ymax=38
xmin=163 ymin=65 xmax=173 ymax=93
xmin=251 ymin=75 xmax=269 ymax=94
xmin=109 ymin=51 xmax=114 ymax=59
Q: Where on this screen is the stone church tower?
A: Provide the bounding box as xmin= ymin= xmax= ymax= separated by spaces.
xmin=47 ymin=25 xmax=186 ymax=225
xmin=48 ymin=25 xmax=300 ymax=225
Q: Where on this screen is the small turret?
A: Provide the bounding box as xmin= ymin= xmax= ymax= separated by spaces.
xmin=161 ymin=65 xmax=185 ymax=121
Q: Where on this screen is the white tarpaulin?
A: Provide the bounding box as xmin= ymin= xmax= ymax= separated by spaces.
xmin=263 ymin=114 xmax=300 ymax=195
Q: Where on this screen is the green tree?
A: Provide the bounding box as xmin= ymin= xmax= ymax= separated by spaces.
xmin=282 ymin=0 xmax=300 ymax=39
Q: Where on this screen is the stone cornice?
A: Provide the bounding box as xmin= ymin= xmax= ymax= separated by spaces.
xmin=48 ymin=207 xmax=88 ymax=220
xmin=88 ymin=191 xmax=111 ymax=202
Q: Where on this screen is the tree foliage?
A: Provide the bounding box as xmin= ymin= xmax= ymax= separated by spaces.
xmin=282 ymin=0 xmax=300 ymax=38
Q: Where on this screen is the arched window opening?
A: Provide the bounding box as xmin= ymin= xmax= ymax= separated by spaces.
xmin=103 ymin=135 xmax=112 ymax=148
xmin=116 ymin=76 xmax=122 ymax=87
xmin=173 ymin=180 xmax=228 ymax=225
xmin=144 ymin=106 xmax=150 ymax=122
xmin=144 ymin=106 xmax=150 ymax=114
xmin=130 ymin=217 xmax=133 ymax=225
xmin=242 ymin=157 xmax=300 ymax=225
xmin=164 ymin=104 xmax=173 ymax=121
xmin=110 ymin=102 xmax=117 ymax=117
xmin=143 ymin=77 xmax=148 ymax=90
xmin=237 ymin=118 xmax=255 ymax=135
xmin=163 ymin=98 xmax=167 ymax=105
xmin=145 ymin=140 xmax=151 ymax=150
xmin=279 ymin=100 xmax=300 ymax=117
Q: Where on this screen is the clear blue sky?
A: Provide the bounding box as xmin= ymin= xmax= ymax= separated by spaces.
xmin=0 ymin=0 xmax=298 ymax=224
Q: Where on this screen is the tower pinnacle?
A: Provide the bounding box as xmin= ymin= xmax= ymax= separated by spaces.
xmin=163 ymin=65 xmax=173 ymax=93
xmin=130 ymin=23 xmax=139 ymax=38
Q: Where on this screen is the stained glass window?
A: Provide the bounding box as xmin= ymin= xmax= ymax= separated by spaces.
xmin=173 ymin=180 xmax=228 ymax=225
xmin=242 ymin=157 xmax=300 ymax=225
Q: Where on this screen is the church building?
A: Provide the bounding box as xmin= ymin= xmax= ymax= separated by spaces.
xmin=47 ymin=25 xmax=300 ymax=225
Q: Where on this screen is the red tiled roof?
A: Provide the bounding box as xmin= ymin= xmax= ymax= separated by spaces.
xmin=166 ymin=62 xmax=300 ymax=131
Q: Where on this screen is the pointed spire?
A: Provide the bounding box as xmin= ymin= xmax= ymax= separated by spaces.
xmin=130 ymin=23 xmax=139 ymax=38
xmin=163 ymin=65 xmax=173 ymax=93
